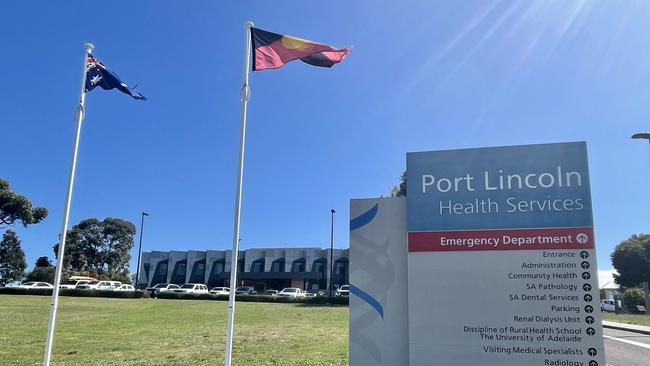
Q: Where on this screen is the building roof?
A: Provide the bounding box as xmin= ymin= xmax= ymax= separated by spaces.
xmin=598 ymin=269 xmax=619 ymax=290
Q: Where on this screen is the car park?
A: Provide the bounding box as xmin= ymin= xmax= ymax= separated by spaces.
xmin=601 ymin=299 xmax=616 ymax=312
xmin=76 ymin=280 xmax=121 ymax=290
xmin=277 ymin=288 xmax=306 ymax=298
xmin=173 ymin=283 xmax=209 ymax=294
xmin=335 ymin=285 xmax=350 ymax=297
xmin=235 ymin=286 xmax=257 ymax=295
xmin=113 ymin=284 xmax=135 ymax=292
xmin=209 ymin=287 xmax=230 ymax=295
xmin=17 ymin=282 xmax=54 ymax=289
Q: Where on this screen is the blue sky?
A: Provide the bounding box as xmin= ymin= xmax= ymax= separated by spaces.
xmin=2 ymin=1 xmax=649 ymax=272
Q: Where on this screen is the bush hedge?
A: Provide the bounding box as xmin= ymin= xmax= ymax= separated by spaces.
xmin=622 ymin=287 xmax=647 ymax=313
xmin=156 ymin=292 xmax=349 ymax=305
xmin=0 ymin=287 xmax=149 ymax=299
xmin=0 ymin=287 xmax=348 ymax=304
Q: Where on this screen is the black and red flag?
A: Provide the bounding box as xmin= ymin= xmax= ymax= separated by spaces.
xmin=251 ymin=27 xmax=350 ymax=71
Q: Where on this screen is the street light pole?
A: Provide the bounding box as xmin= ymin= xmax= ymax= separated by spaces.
xmin=135 ymin=212 xmax=149 ymax=289
xmin=329 ymin=208 xmax=335 ymax=297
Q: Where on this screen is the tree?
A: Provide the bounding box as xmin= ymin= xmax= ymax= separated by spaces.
xmin=53 ymin=217 xmax=136 ymax=280
xmin=390 ymin=171 xmax=407 ymax=197
xmin=0 ymin=229 xmax=27 ymax=286
xmin=35 ymin=256 xmax=52 ymax=268
xmin=0 ymin=179 xmax=48 ymax=228
xmin=25 ymin=267 xmax=55 ymax=283
xmin=611 ymin=234 xmax=650 ymax=288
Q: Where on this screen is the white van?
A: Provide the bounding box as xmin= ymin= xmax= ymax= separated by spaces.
xmin=173 ymin=283 xmax=209 ymax=294
xmin=77 ymin=280 xmax=122 ymax=290
xmin=600 ymin=299 xmax=616 ymax=312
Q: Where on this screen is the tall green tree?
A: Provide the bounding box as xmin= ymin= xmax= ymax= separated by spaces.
xmin=35 ymin=256 xmax=52 ymax=268
xmin=0 ymin=179 xmax=48 ymax=228
xmin=25 ymin=267 xmax=55 ymax=283
xmin=53 ymin=217 xmax=136 ymax=279
xmin=611 ymin=234 xmax=650 ymax=288
xmin=0 ymin=229 xmax=27 ymax=286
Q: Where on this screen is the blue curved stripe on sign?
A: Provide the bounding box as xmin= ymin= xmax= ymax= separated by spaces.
xmin=350 ymin=284 xmax=383 ymax=319
xmin=349 ymin=203 xmax=378 ymax=231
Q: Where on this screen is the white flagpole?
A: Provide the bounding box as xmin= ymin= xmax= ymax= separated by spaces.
xmin=224 ymin=21 xmax=253 ymax=366
xmin=43 ymin=42 xmax=94 ymax=366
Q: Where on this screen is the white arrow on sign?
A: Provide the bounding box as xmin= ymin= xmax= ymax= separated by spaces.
xmin=576 ymin=233 xmax=589 ymax=244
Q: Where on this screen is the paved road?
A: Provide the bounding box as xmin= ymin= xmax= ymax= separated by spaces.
xmin=604 ymin=328 xmax=650 ymax=366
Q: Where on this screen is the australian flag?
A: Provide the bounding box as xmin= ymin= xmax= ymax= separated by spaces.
xmin=85 ymin=54 xmax=146 ymax=100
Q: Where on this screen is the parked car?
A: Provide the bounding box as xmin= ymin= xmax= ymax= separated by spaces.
xmin=58 ymin=279 xmax=91 ymax=289
xmin=146 ymin=283 xmax=180 ymax=296
xmin=76 ymin=281 xmax=121 ymax=290
xmin=113 ymin=284 xmax=135 ymax=292
xmin=263 ymin=289 xmax=278 ymax=296
xmin=17 ymin=282 xmax=54 ymax=289
xmin=147 ymin=283 xmax=181 ymax=297
xmin=210 ymin=287 xmax=230 ymax=295
xmin=277 ymin=288 xmax=306 ymax=298
xmin=173 ymin=283 xmax=209 ymax=294
xmin=235 ymin=286 xmax=257 ymax=295
xmin=336 ymin=285 xmax=350 ymax=297
xmin=601 ymin=299 xmax=616 ymax=312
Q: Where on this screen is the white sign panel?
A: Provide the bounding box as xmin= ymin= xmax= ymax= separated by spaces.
xmin=406 ymin=143 xmax=605 ymax=366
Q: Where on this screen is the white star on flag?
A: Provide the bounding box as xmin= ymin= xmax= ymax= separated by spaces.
xmin=90 ymin=75 xmax=102 ymax=85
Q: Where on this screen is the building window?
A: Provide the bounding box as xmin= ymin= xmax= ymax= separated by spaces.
xmin=170 ymin=261 xmax=187 ymax=284
xmin=291 ymin=258 xmax=306 ymax=273
xmin=189 ymin=260 xmax=206 ymax=283
xmin=237 ymin=259 xmax=245 ymax=272
xmin=150 ymin=260 xmax=168 ymax=285
xmin=143 ymin=263 xmax=150 ymax=281
xmin=270 ymin=258 xmax=285 ymax=272
xmin=208 ymin=260 xmax=225 ymax=288
xmin=251 ymin=259 xmax=265 ymax=273
xmin=311 ymin=258 xmax=326 ymax=273
xmin=334 ymin=259 xmax=348 ymax=277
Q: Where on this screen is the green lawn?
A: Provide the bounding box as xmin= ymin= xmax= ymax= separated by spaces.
xmin=0 ymin=295 xmax=348 ymax=366
xmin=602 ymin=312 xmax=650 ymax=327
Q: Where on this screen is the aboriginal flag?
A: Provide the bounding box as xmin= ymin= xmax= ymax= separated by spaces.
xmin=251 ymin=27 xmax=349 ymax=71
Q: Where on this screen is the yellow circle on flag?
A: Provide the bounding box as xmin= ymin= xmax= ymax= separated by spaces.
xmin=281 ymin=36 xmax=311 ymax=50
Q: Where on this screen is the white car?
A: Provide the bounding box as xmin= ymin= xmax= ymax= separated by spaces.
xmin=58 ymin=279 xmax=90 ymax=289
xmin=76 ymin=280 xmax=121 ymax=290
xmin=601 ymin=299 xmax=616 ymax=312
xmin=209 ymin=287 xmax=230 ymax=295
xmin=277 ymin=288 xmax=306 ymax=298
xmin=173 ymin=283 xmax=209 ymax=294
xmin=17 ymin=282 xmax=54 ymax=289
xmin=336 ymin=285 xmax=350 ymax=297
xmin=148 ymin=283 xmax=180 ymax=296
xmin=113 ymin=284 xmax=135 ymax=292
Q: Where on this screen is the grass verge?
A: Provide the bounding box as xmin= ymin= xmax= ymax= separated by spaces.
xmin=602 ymin=312 xmax=650 ymax=327
xmin=0 ymin=295 xmax=348 ymax=365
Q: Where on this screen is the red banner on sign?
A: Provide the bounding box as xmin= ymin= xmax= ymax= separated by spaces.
xmin=408 ymin=227 xmax=594 ymax=252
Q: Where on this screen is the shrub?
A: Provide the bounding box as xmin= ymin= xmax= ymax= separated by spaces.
xmin=156 ymin=292 xmax=349 ymax=305
xmin=622 ymin=287 xmax=646 ymax=312
xmin=0 ymin=287 xmax=149 ymax=299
